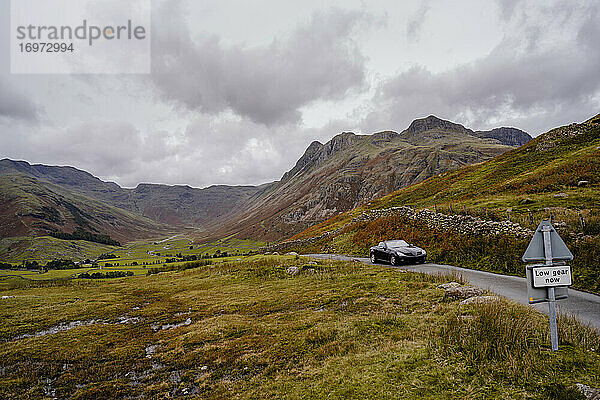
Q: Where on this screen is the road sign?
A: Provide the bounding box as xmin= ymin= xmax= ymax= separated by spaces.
xmin=522 ymin=219 xmax=573 ymax=352
xmin=526 ymin=264 xmax=568 ymax=304
xmin=522 ymin=220 xmax=573 ymax=262
xmin=532 ymin=265 xmax=572 ymax=288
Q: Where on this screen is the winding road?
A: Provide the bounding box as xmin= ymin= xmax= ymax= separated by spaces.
xmin=304 ymin=254 xmax=600 ymax=330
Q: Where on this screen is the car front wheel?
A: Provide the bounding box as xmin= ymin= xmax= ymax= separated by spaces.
xmin=391 ymin=255 xmax=398 ymax=266
xmin=370 ymin=253 xmax=376 ymax=263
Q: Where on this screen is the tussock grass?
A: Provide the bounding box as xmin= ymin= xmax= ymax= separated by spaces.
xmin=558 ymin=312 xmax=600 ymax=351
xmin=0 ymin=257 xmax=598 ymax=399
xmin=430 ymin=299 xmax=600 ymax=398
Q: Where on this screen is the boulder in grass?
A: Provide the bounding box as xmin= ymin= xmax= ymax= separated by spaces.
xmin=437 ymin=282 xmax=461 ymax=289
xmin=286 ymin=252 xmax=299 ymax=256
xmin=460 ymin=295 xmax=501 ymax=306
xmin=444 ymin=286 xmax=485 ymax=301
xmin=576 ymin=383 xmax=600 ymax=400
xmin=286 ymin=266 xmax=299 ymax=276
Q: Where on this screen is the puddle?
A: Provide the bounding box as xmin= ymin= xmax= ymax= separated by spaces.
xmin=145 ymin=344 xmax=157 ymax=358
xmin=11 ymin=315 xmax=143 ymax=341
xmin=117 ymin=316 xmax=142 ymax=324
xmin=151 ymin=362 xmax=165 ymax=371
xmin=174 ymin=308 xmax=192 ymax=317
xmin=14 ymin=320 xmax=106 ymax=340
xmin=151 ymin=318 xmax=192 ymax=331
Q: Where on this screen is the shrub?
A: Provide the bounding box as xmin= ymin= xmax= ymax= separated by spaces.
xmin=78 ymin=271 xmax=133 ymax=279
xmin=146 ymin=259 xmax=212 ymax=275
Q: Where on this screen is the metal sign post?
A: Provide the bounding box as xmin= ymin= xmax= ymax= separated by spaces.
xmin=542 ymin=224 xmax=559 ymax=351
xmin=522 ymin=220 xmax=574 ymax=352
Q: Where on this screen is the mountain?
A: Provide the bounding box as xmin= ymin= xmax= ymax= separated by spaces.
xmin=403 ymin=115 xmax=531 ymax=146
xmin=0 ymin=115 xmax=531 ymax=245
xmin=474 ymin=127 xmax=532 ymax=146
xmin=0 ymin=159 xmax=261 ymax=239
xmin=367 ymin=113 xmax=599 ymax=210
xmin=0 ymin=173 xmax=167 ymax=242
xmin=200 ymin=116 xmax=531 ymax=241
xmin=293 ymin=113 xmax=600 ymax=242
xmin=284 ymin=114 xmax=600 ymax=294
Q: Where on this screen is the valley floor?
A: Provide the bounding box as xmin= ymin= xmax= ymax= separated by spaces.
xmin=0 ymin=256 xmax=598 ymax=399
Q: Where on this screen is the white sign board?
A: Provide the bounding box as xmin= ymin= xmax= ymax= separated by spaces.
xmin=532 ymin=266 xmax=572 ymax=288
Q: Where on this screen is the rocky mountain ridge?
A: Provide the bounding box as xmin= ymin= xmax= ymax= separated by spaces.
xmin=0 ymin=159 xmax=261 ymax=230
xmin=200 ymin=116 xmax=531 ymax=241
xmin=0 ymin=115 xmax=531 ymax=243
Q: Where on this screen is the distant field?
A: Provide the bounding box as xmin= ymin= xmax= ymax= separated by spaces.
xmin=0 ymin=265 xmax=150 ymax=286
xmin=0 ymin=234 xmax=262 ymax=290
xmin=0 ymin=256 xmax=597 ymax=399
xmin=0 ymin=234 xmax=263 ymax=267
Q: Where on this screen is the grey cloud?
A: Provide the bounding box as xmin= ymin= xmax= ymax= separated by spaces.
xmin=0 ymin=112 xmax=318 ymax=188
xmin=0 ymin=80 xmax=38 ymax=121
xmin=114 ymin=114 xmax=343 ymax=188
xmin=495 ymin=0 xmax=522 ymax=21
xmin=151 ymin=4 xmax=371 ymax=126
xmin=406 ymin=1 xmax=430 ymax=41
xmin=28 ymin=122 xmax=144 ymax=177
xmin=366 ymin=2 xmax=600 ymax=135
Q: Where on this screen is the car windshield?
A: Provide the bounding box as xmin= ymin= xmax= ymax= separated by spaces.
xmin=385 ymin=240 xmax=409 ymax=248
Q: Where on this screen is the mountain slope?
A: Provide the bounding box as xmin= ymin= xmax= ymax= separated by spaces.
xmin=284 ymin=114 xmax=600 ymax=294
xmin=0 ymin=115 xmax=530 ymax=244
xmin=0 ymin=159 xmax=261 ymax=235
xmin=0 ymin=174 xmax=168 ymax=243
xmin=293 ymin=113 xmax=600 ymax=241
xmin=202 ymin=116 xmax=531 ymax=241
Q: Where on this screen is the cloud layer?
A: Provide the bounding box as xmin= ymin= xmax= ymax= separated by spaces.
xmin=0 ymin=0 xmax=599 ymax=188
xmin=365 ymin=1 xmax=600 ymax=134
xmin=151 ymin=4 xmax=371 ymax=126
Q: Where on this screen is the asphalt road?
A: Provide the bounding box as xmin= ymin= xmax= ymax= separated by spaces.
xmin=304 ymin=254 xmax=600 ymax=331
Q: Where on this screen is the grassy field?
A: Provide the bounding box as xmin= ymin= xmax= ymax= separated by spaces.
xmin=0 ymin=265 xmax=151 ymax=289
xmin=0 ymin=234 xmax=262 ymax=292
xmin=0 ymin=234 xmax=263 ymax=266
xmin=0 ymin=256 xmax=598 ymax=399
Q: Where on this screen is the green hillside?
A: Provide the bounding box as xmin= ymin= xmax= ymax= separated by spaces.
xmin=373 ymin=114 xmax=600 ymax=212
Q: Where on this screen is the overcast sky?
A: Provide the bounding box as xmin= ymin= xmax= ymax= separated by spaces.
xmin=1 ymin=0 xmax=599 ymax=188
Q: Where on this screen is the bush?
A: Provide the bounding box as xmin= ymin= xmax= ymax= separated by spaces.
xmin=45 ymin=259 xmax=77 ymax=270
xmin=146 ymin=259 xmax=212 ymax=275
xmin=97 ymin=253 xmax=119 ymax=260
xmin=78 ymin=271 xmax=133 ymax=279
xmin=0 ymin=262 xmax=14 ymax=269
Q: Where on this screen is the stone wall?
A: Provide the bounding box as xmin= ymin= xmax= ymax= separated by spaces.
xmin=260 ymin=206 xmax=533 ymax=253
xmin=353 ymin=206 xmax=533 ymax=238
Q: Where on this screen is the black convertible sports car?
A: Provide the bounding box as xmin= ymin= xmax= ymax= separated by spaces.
xmin=370 ymin=240 xmax=426 ymax=265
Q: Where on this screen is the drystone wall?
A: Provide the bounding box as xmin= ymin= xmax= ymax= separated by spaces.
xmin=260 ymin=206 xmax=533 ymax=253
